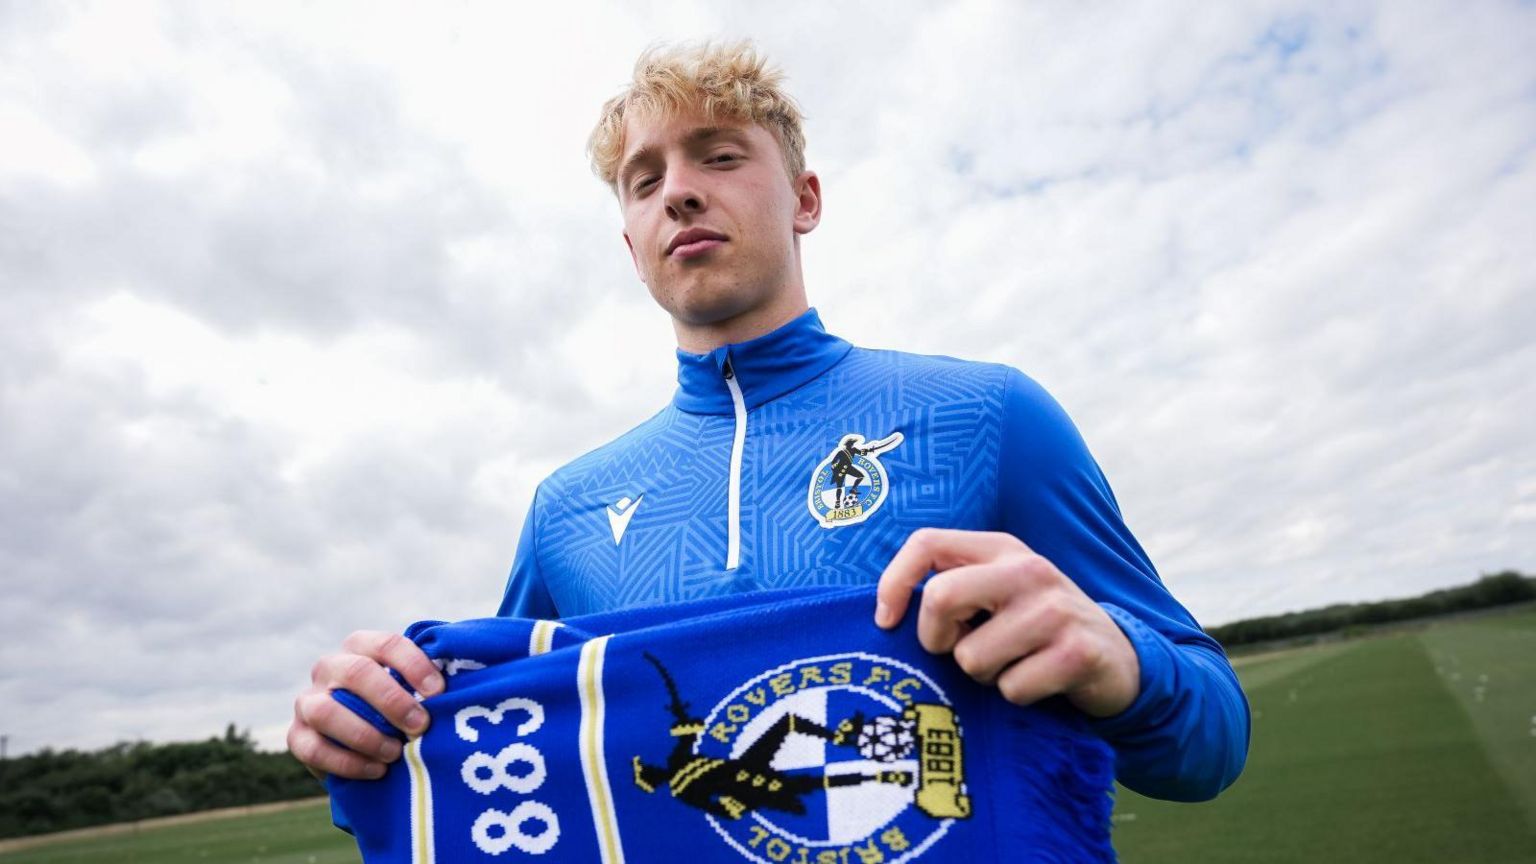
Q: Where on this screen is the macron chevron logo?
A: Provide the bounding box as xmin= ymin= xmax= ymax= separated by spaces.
xmin=606 ymin=494 xmax=643 ymax=545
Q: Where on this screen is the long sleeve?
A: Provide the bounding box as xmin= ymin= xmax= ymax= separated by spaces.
xmin=995 ymin=368 xmax=1249 ymax=801
xmin=495 ymin=485 xmax=559 ymax=619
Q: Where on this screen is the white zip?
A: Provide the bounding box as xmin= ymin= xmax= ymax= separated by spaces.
xmin=723 ymin=358 xmax=746 ymax=571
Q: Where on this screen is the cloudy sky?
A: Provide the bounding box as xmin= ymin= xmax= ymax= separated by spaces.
xmin=1 ymin=0 xmax=1532 ymax=756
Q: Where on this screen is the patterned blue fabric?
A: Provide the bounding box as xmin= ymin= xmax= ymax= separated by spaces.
xmin=329 ymin=587 xmax=1117 ymax=863
xmin=497 ymin=308 xmax=1248 ymax=801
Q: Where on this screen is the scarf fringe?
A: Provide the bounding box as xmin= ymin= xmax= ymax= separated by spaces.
xmin=990 ymin=702 xmax=1118 ymax=862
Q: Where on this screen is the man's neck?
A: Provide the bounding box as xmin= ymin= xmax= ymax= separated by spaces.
xmin=672 ymin=292 xmax=810 ymax=354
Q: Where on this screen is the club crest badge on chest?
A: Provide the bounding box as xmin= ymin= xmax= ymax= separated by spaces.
xmin=807 ymin=431 xmax=904 ymax=528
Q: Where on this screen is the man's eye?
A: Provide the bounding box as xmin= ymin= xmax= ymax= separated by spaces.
xmin=709 ymin=153 xmax=739 ymax=164
xmin=634 ymin=177 xmax=657 ymax=192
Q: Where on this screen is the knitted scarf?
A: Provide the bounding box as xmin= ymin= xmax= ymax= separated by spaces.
xmin=327 ymin=586 xmax=1117 ymax=863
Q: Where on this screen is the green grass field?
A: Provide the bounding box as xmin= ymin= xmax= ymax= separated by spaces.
xmin=4 ymin=608 xmax=1533 ymax=863
xmin=1114 ymin=607 xmax=1536 ymax=862
xmin=0 ymin=802 xmax=358 ymax=864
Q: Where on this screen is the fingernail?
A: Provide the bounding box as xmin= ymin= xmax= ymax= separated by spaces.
xmin=406 ymin=707 xmax=428 ymax=732
xmin=875 ymin=602 xmax=891 ymax=628
xmin=422 ymin=673 xmax=445 ymax=696
xmin=365 ymin=762 xmax=386 ymax=779
xmin=378 ymin=739 xmax=402 ymax=761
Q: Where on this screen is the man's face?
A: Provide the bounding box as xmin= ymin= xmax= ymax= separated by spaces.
xmin=617 ymin=106 xmax=819 ymax=328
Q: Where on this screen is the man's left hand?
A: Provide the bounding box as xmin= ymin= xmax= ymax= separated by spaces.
xmin=874 ymin=528 xmax=1140 ymax=718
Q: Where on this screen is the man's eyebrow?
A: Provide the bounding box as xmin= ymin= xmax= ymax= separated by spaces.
xmin=618 ymin=126 xmax=749 ymax=183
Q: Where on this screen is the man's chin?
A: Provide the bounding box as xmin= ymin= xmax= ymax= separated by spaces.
xmin=658 ymin=284 xmax=762 ymax=329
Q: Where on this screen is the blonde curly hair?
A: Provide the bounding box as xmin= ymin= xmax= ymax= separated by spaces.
xmin=588 ymin=40 xmax=807 ymax=195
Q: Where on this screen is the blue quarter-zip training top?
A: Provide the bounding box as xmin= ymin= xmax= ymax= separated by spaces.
xmin=497 ymin=307 xmax=1249 ymax=802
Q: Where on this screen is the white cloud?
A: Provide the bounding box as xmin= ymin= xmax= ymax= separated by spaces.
xmin=0 ymin=102 xmax=99 ymax=187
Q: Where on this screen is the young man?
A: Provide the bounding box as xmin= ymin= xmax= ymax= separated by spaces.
xmin=289 ymin=42 xmax=1248 ymax=804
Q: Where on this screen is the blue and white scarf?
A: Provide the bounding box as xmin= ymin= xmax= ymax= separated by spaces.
xmin=328 ymin=586 xmax=1116 ymax=862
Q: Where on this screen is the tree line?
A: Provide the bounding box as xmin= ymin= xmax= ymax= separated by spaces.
xmin=0 ymin=724 xmax=322 ymax=839
xmin=1209 ymin=570 xmax=1535 ymax=650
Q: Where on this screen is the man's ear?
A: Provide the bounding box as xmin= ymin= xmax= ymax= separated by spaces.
xmin=792 ymin=170 xmax=822 ymax=236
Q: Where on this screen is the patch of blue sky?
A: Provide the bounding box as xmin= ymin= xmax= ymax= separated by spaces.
xmin=1200 ymin=14 xmax=1397 ymax=153
xmin=1258 ymin=15 xmax=1312 ymax=64
xmin=945 ymin=12 xmax=1403 ymax=197
xmin=961 ymin=163 xmax=1111 ymax=200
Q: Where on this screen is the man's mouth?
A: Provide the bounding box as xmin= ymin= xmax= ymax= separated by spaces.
xmin=667 ymin=228 xmax=729 ymax=260
xmin=671 ymin=238 xmax=726 ymax=260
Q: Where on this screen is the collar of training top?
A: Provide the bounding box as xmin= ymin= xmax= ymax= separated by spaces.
xmin=672 ymin=307 xmax=854 ymax=415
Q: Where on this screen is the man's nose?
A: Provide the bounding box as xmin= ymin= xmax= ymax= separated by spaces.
xmin=663 ymin=166 xmax=707 ymax=219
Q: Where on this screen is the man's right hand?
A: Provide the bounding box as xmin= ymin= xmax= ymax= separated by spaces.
xmin=287 ymin=630 xmax=446 ymax=780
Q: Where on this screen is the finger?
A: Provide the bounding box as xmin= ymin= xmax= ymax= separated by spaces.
xmin=875 ymin=529 xmax=1021 ymax=628
xmin=341 ymin=630 xmax=445 ymax=697
xmin=914 ymin=561 xmax=1028 ymax=654
xmin=994 ymin=642 xmax=1081 ymax=708
xmin=1011 ymin=600 xmax=1139 ymax=717
xmin=313 ymin=652 xmax=430 ymax=736
xmin=955 ymin=577 xmax=1092 ymax=675
xmin=287 ymin=720 xmax=387 ymax=781
xmin=949 ymin=606 xmax=1051 ymax=685
xmin=295 ymin=689 xmax=404 ymax=763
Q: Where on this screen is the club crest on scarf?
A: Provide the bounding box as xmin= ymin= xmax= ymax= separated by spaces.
xmin=633 ymin=651 xmax=970 ymax=863
xmin=806 ymin=432 xmax=904 ymax=529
